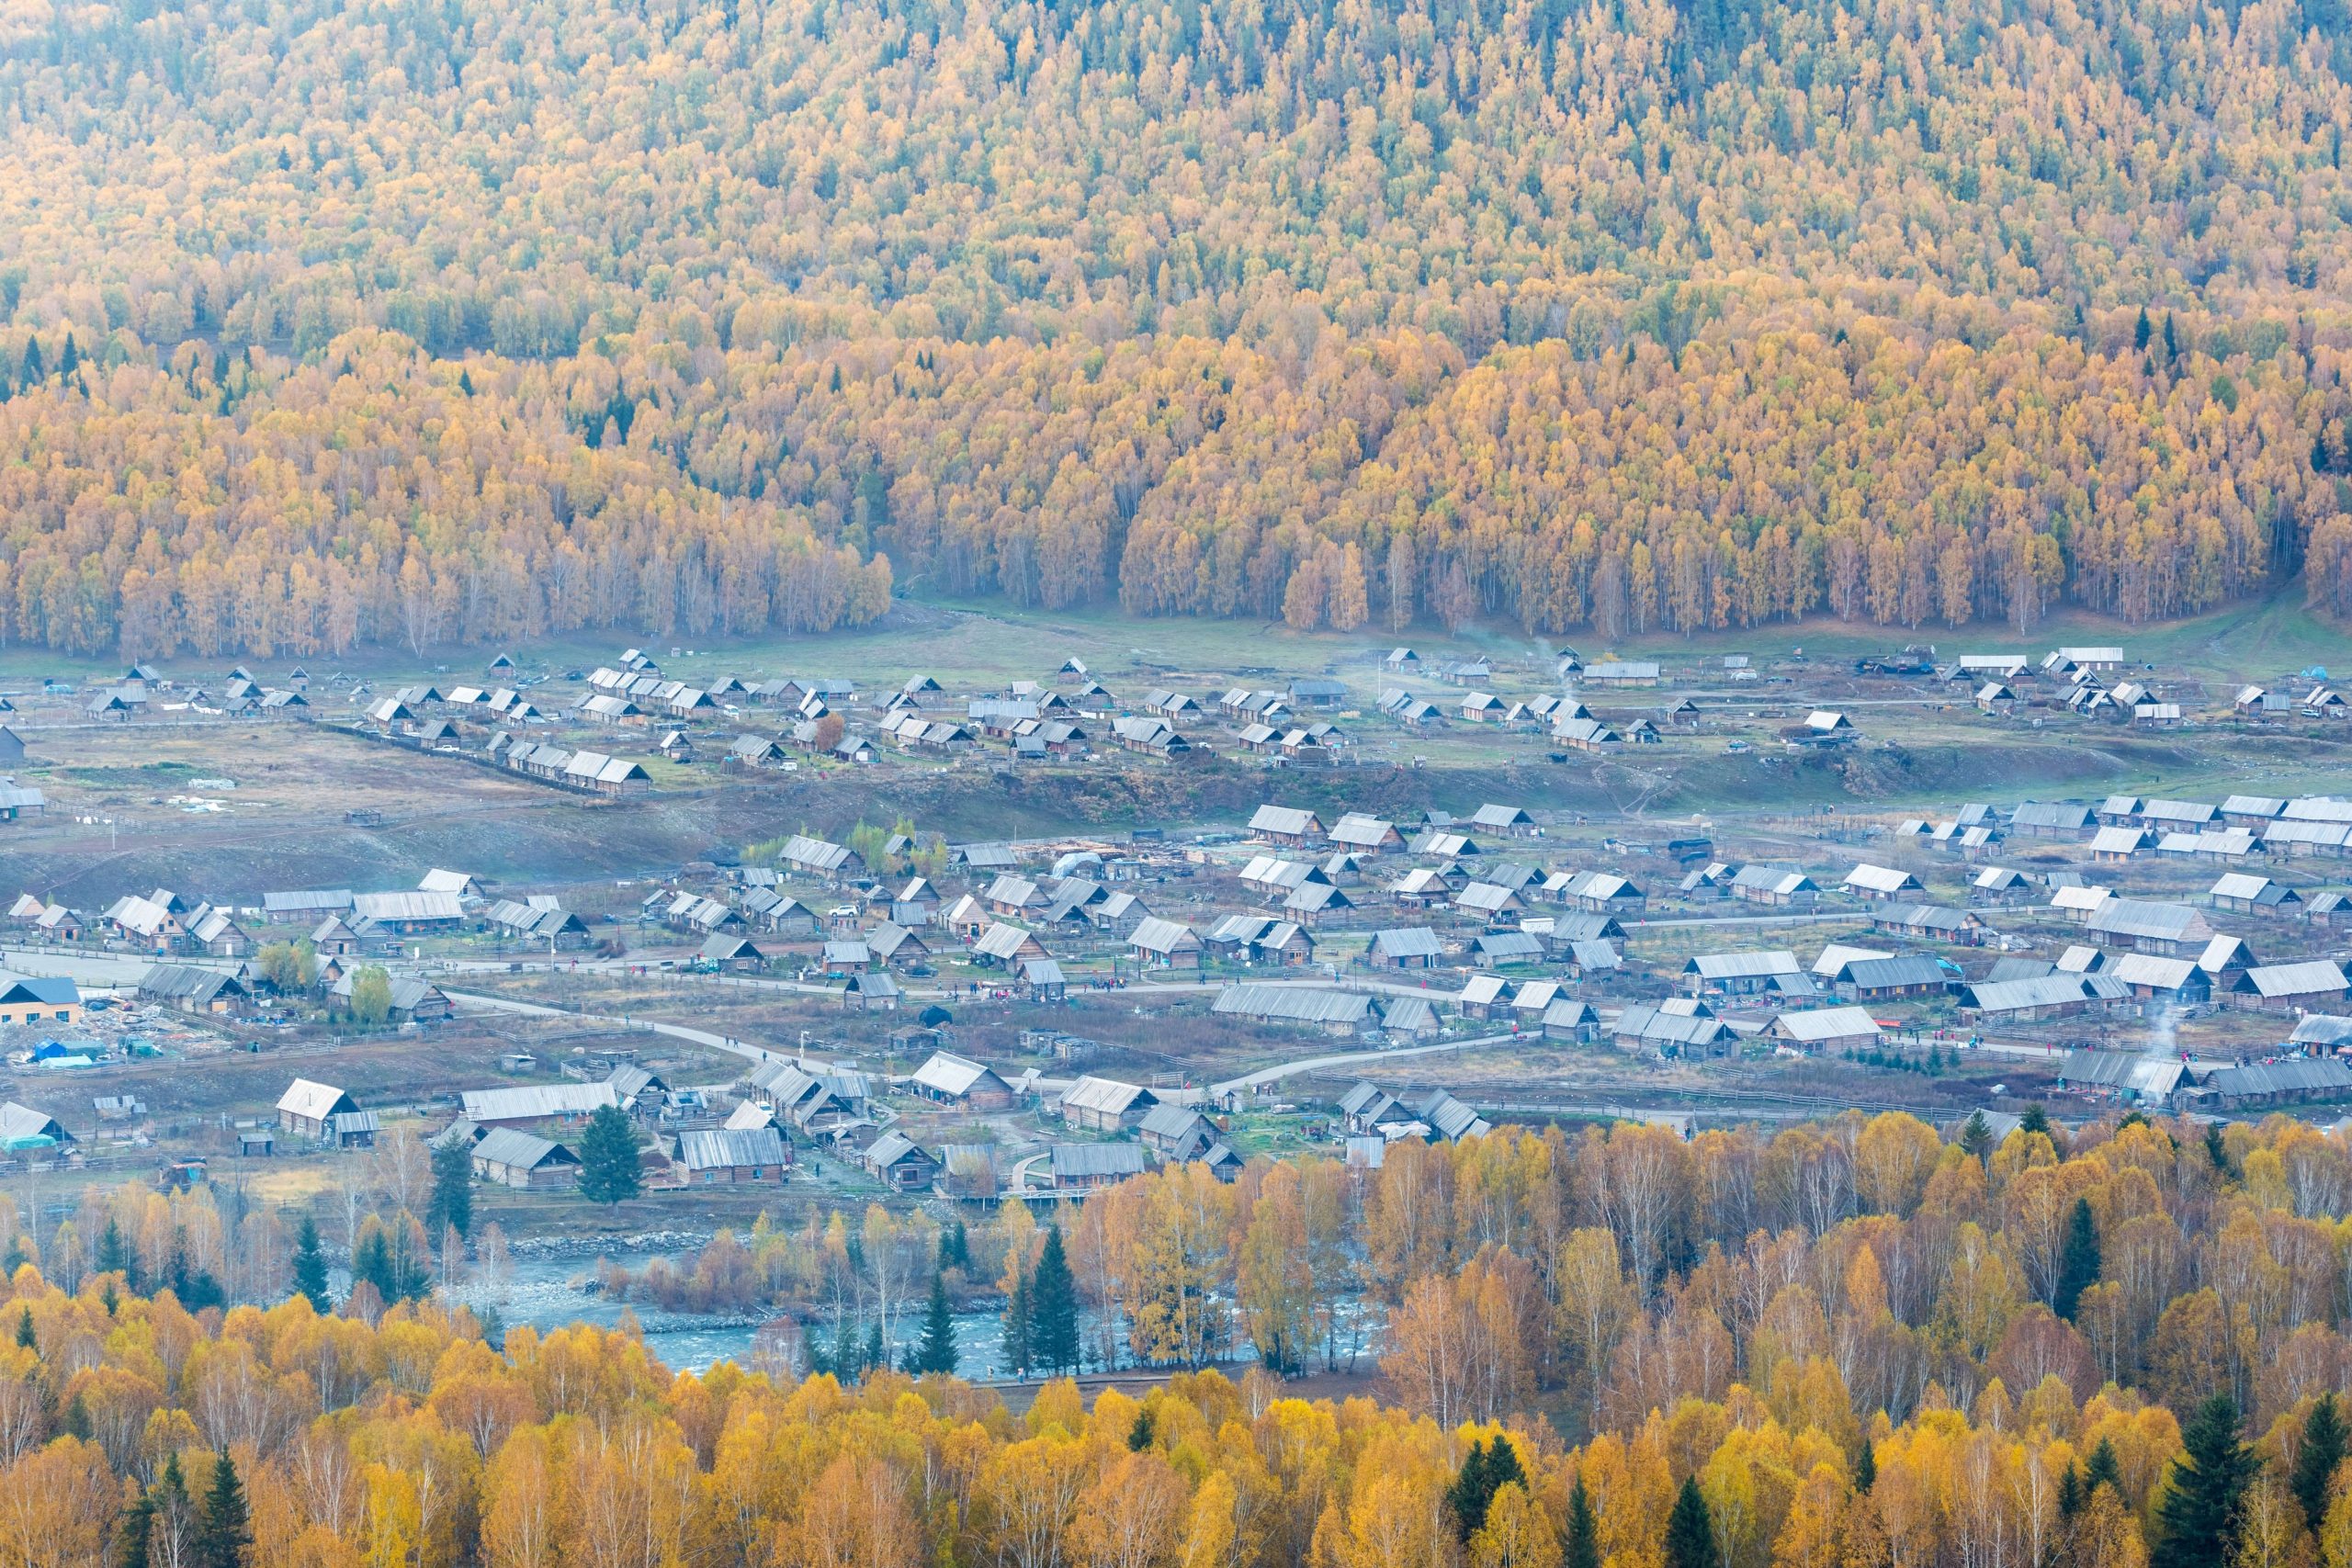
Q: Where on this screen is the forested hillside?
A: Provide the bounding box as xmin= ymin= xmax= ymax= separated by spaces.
xmin=2 ymin=0 xmax=2351 ymax=653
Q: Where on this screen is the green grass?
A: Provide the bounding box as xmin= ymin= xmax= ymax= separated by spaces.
xmin=1588 ymin=588 xmax=2344 ymax=685
xmin=2 ymin=586 xmax=2335 ymax=694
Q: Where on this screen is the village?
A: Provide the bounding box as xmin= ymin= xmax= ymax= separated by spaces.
xmin=2 ymin=623 xmax=2351 ymax=1335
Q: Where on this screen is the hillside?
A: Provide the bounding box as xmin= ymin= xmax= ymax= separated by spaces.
xmin=1 ymin=0 xmax=2350 ymax=654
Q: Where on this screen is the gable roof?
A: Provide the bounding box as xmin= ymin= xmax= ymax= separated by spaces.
xmin=1768 ymin=1006 xmax=1883 ymax=1043
xmin=277 ymin=1079 xmax=356 ymax=1122
xmin=1685 ymin=950 xmax=1803 ymax=980
xmin=1061 ymin=1077 xmax=1157 ymax=1116
xmin=472 ymin=1127 xmax=576 ymax=1171
xmin=911 ymin=1051 xmax=1012 ymax=1099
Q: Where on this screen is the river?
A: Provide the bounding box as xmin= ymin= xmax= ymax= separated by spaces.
xmin=439 ymin=1251 xmax=1013 ymax=1377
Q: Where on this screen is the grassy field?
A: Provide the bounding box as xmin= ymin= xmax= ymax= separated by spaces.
xmin=3 ymin=586 xmax=2336 ymax=694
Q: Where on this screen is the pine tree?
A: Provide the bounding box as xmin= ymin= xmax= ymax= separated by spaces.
xmin=1664 ymin=1477 xmax=1714 ymax=1568
xmin=291 ymin=1215 xmax=331 ymax=1313
xmin=1446 ymin=1441 xmax=1494 ymax=1541
xmin=2205 ymin=1122 xmax=2231 ymax=1172
xmin=17 ymin=336 xmax=40 ymax=385
xmin=2054 ymin=1197 xmax=2101 ymax=1320
xmin=57 ymin=333 xmax=77 ymax=378
xmin=114 ymin=1485 xmax=153 ymax=1568
xmin=2018 ymin=1103 xmax=2052 ymax=1137
xmin=912 ymin=1271 xmax=958 ymax=1375
xmin=13 ymin=1306 xmax=31 ymax=1351
xmin=2057 ymin=1464 xmax=2083 ymax=1519
xmin=149 ymin=1453 xmax=196 ymax=1568
xmin=821 ymin=1313 xmax=857 ymax=1380
xmin=198 ymin=1450 xmax=251 ymax=1568
xmin=1002 ymin=1262 xmax=1031 ymax=1378
xmin=2152 ymin=1394 xmax=2255 ymax=1568
xmin=2084 ymin=1438 xmax=2121 ymax=1496
xmin=1959 ymin=1111 xmax=1994 ymax=1163
xmin=427 ymin=1137 xmax=474 ymax=1240
xmin=576 ymin=1105 xmax=643 ymax=1205
xmin=2135 ymin=307 xmax=2154 ymax=350
xmin=353 ymin=1226 xmax=396 ymax=1303
xmin=1854 ymin=1441 xmax=1877 ymax=1494
xmin=2162 ymin=312 xmax=2180 ymax=364
xmin=1447 ymin=1438 xmax=1527 ymax=1541
xmin=2294 ymin=1393 xmax=2345 ymax=1533
xmin=1031 ymin=1225 xmax=1080 ymax=1376
xmin=1128 ymin=1407 xmax=1155 ymax=1450
xmin=1564 ymin=1475 xmax=1600 ymax=1568
xmin=862 ymin=1318 xmax=885 ymax=1380
xmin=97 ymin=1217 xmax=126 ymax=1281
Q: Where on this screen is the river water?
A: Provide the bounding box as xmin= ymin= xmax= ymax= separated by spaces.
xmin=441 ymin=1252 xmax=1012 ymax=1377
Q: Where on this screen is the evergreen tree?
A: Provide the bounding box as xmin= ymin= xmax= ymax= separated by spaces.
xmin=13 ymin=1305 xmax=31 ymax=1351
xmin=1664 ymin=1477 xmax=1715 ymax=1568
xmin=353 ymin=1226 xmax=396 ymax=1303
xmin=2018 ymin=1103 xmax=2052 ymax=1137
xmin=427 ymin=1137 xmax=474 ymax=1240
xmin=386 ymin=1214 xmax=430 ymax=1303
xmin=1447 ymin=1437 xmax=1527 ymax=1541
xmin=1854 ymin=1441 xmax=1877 ymax=1494
xmin=96 ymin=1217 xmax=127 ymax=1281
xmin=1958 ymin=1111 xmax=1995 ymax=1163
xmin=2084 ymin=1438 xmax=2121 ymax=1496
xmin=2294 ymin=1393 xmax=2346 ymax=1534
xmin=149 ymin=1453 xmax=196 ymax=1568
xmin=198 ymin=1449 xmax=251 ymax=1568
xmin=912 ymin=1271 xmax=958 ymax=1375
xmin=2057 ymin=1464 xmax=2083 ymax=1520
xmin=821 ymin=1313 xmax=857 ymax=1380
xmin=1446 ymin=1440 xmax=1493 ymax=1542
xmin=2135 ymin=306 xmax=2154 ymax=350
xmin=2054 ymin=1197 xmax=2101 ymax=1320
xmin=113 ymin=1483 xmax=153 ymax=1568
xmin=576 ymin=1105 xmax=643 ymax=1205
xmin=1564 ymin=1475 xmax=1600 ymax=1568
xmin=1031 ymin=1225 xmax=1080 ymax=1376
xmin=17 ymin=335 xmax=40 ymax=385
xmin=862 ymin=1318 xmax=885 ymax=1380
xmin=2205 ymin=1122 xmax=2232 ymax=1173
xmin=2162 ymin=312 xmax=2180 ymax=364
xmin=2152 ymin=1394 xmax=2255 ymax=1568
xmin=1001 ymin=1262 xmax=1031 ymax=1378
xmin=1128 ymin=1407 xmax=1156 ymax=1451
xmin=57 ymin=333 xmax=77 ymax=378
xmin=291 ymin=1215 xmax=331 ymax=1313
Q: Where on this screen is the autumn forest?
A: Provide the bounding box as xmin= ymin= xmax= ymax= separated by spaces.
xmin=9 ymin=1112 xmax=2352 ymax=1565
xmin=1 ymin=0 xmax=2350 ymax=653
